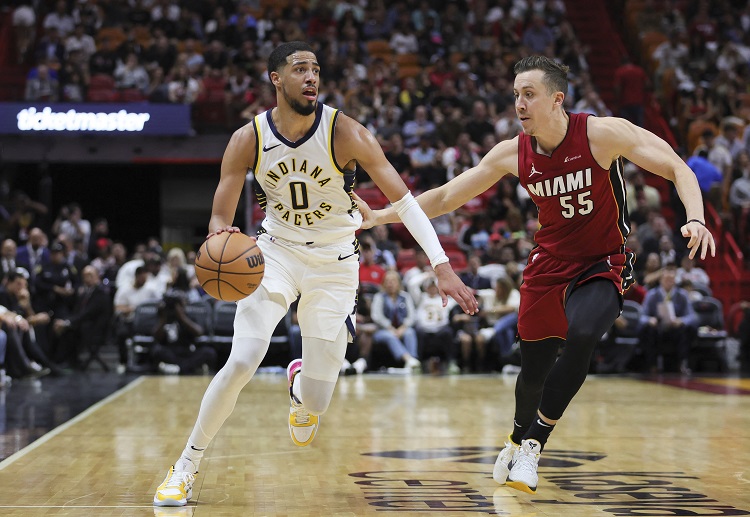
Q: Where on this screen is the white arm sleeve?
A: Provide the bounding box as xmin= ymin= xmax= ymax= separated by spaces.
xmin=391 ymin=192 xmax=449 ymax=269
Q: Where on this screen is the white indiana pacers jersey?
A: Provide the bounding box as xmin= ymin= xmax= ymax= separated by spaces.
xmin=251 ymin=103 xmax=362 ymax=244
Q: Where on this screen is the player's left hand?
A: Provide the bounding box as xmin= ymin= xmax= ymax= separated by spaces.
xmin=434 ymin=263 xmax=479 ymax=315
xmin=680 ymin=220 xmax=715 ymax=260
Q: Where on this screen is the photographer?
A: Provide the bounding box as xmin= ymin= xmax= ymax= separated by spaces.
xmin=152 ymin=289 xmax=216 ymax=375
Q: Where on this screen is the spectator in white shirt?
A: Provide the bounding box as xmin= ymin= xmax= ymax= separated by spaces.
xmin=43 ymin=0 xmax=75 ymax=38
xmin=65 ymin=24 xmax=96 ymax=62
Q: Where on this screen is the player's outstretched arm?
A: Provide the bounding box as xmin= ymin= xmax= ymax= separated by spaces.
xmin=208 ymin=124 xmax=257 ymax=239
xmin=355 ymin=138 xmax=518 ymax=230
xmin=336 ymin=115 xmax=478 ymax=314
xmin=590 ymin=116 xmax=715 ymax=260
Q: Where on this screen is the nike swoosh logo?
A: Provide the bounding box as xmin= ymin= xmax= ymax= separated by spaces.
xmin=338 ymin=253 xmax=357 ymax=261
xmin=263 ymin=143 xmax=281 ymax=152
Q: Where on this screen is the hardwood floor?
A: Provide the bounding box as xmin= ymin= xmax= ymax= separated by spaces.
xmin=0 ymin=373 xmax=748 ymax=516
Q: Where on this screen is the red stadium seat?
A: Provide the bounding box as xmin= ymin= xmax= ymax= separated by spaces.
xmin=89 ymin=74 xmax=115 ymax=90
xmin=120 ymin=88 xmax=145 ymax=102
xmin=86 ymin=89 xmax=120 ymax=102
xmin=355 ymin=188 xmax=389 ymax=209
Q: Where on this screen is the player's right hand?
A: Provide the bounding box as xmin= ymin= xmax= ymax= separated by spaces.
xmin=351 ymin=192 xmax=375 ymax=230
xmin=206 ymin=226 xmax=242 ymax=239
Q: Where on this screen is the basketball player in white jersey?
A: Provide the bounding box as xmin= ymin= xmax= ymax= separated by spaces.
xmin=154 ymin=41 xmax=478 ymax=507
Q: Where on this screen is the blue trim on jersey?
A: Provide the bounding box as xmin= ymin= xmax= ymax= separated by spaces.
xmin=266 ymin=102 xmax=324 ymax=149
xmin=345 ymin=314 xmax=356 ymax=339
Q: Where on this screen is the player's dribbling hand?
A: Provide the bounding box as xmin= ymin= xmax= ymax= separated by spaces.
xmin=434 ymin=263 xmax=479 ymax=315
xmin=680 ymin=220 xmax=716 ymax=260
xmin=206 ymin=226 xmax=242 ymax=239
xmin=351 ymin=192 xmax=375 ymax=230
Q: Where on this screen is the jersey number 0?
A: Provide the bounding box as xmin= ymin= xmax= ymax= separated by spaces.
xmin=289 ymin=181 xmax=309 ymax=210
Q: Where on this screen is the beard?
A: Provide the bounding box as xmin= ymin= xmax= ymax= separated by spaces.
xmin=282 ymin=87 xmax=316 ymax=116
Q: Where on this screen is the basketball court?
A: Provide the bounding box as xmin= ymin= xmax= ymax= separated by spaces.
xmin=0 ymin=372 xmax=748 ymax=516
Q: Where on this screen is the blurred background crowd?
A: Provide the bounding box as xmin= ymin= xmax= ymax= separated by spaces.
xmin=0 ymin=0 xmax=749 ymax=384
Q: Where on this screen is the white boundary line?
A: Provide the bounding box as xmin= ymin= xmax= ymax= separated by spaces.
xmin=0 ymin=376 xmax=146 ymax=471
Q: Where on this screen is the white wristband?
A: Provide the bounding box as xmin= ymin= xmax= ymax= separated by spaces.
xmin=391 ymin=192 xmax=449 ymax=271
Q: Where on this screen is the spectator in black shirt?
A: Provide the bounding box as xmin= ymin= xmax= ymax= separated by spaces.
xmin=89 ymin=36 xmax=118 ymax=76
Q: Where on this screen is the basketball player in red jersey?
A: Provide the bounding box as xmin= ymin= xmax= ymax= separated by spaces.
xmin=357 ymin=55 xmax=715 ymax=494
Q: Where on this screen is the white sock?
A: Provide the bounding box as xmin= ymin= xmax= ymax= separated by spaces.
xmin=177 ymin=444 xmax=203 ymax=472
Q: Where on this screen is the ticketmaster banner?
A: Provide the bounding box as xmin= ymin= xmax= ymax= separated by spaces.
xmin=0 ymin=102 xmax=191 ymax=135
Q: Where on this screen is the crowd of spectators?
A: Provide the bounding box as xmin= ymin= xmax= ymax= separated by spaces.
xmin=631 ymin=0 xmax=750 ymax=255
xmin=3 ymin=0 xmax=750 ymax=380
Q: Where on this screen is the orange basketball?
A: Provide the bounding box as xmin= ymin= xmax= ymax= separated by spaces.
xmin=194 ymin=232 xmax=264 ymax=301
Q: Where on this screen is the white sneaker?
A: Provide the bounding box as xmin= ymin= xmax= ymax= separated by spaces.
xmin=404 ymin=356 xmax=421 ymax=372
xmin=158 ymin=362 xmax=181 ymax=375
xmin=506 ymin=439 xmax=542 ymax=494
xmin=492 ymin=435 xmax=520 ymax=484
xmin=352 ymin=357 xmax=367 ymax=374
xmin=287 ymin=359 xmax=319 ymax=446
xmin=340 ymin=359 xmax=352 ymax=374
xmin=153 ymin=465 xmax=197 ymax=506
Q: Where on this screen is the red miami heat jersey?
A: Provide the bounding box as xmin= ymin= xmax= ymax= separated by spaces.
xmin=518 ymin=112 xmax=630 ymax=260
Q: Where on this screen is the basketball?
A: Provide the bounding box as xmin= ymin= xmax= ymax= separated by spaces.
xmin=194 ymin=231 xmax=264 ymax=301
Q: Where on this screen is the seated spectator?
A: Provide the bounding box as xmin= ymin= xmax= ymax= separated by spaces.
xmin=624 ymin=164 xmax=661 ymax=221
xmin=676 ymin=255 xmax=710 ymax=289
xmin=402 ymin=247 xmax=433 ymax=303
xmin=52 ymin=266 xmax=111 ymax=370
xmin=442 ymin=132 xmax=480 ymax=181
xmin=414 ymin=276 xmax=458 ymax=374
xmin=17 ymin=227 xmax=50 ymax=293
xmin=687 ymin=149 xmax=723 ymax=198
xmin=114 ymin=52 xmax=150 ymax=92
xmin=0 ymin=302 xmax=50 ymax=379
xmin=12 ymin=2 xmax=36 ymax=64
xmin=0 ymin=270 xmax=62 ymax=377
xmin=44 ymin=0 xmax=75 ymax=38
xmin=359 ymin=240 xmax=386 ymax=288
xmin=370 ymin=270 xmax=420 ymax=371
xmin=151 ymin=289 xmax=217 ymax=375
xmin=0 ymin=240 xmax=18 ymax=280
xmin=402 ymin=105 xmax=436 ymax=148
xmin=34 ymin=240 xmax=77 ymax=319
xmin=113 ymin=265 xmax=162 ymax=372
xmin=459 ymin=254 xmax=492 ymax=291
xmin=369 ymin=225 xmax=399 ymax=269
xmin=475 ymin=276 xmax=520 ymax=372
xmin=24 ymin=63 xmax=58 ymax=102
xmin=65 ymin=23 xmax=96 ymax=63
xmin=89 ymin=36 xmax=119 ymax=76
xmin=409 ymin=136 xmax=443 ymax=189
xmin=572 ymin=87 xmax=612 ymax=117
xmin=167 ymin=64 xmax=201 ymax=104
xmin=144 ymin=31 xmax=177 ymax=73
xmin=640 ymin=264 xmax=698 ymax=375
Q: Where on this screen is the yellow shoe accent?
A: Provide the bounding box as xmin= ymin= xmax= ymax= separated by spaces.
xmin=154 ymin=466 xmax=196 ymax=507
xmin=289 ymin=400 xmax=320 ymax=446
xmin=505 ymin=480 xmax=537 ymax=494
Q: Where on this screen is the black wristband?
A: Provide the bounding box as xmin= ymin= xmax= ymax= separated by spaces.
xmin=686 ymin=219 xmax=706 ymax=227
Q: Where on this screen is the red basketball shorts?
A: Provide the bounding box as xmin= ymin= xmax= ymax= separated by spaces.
xmin=517 ymin=247 xmax=634 ymax=342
